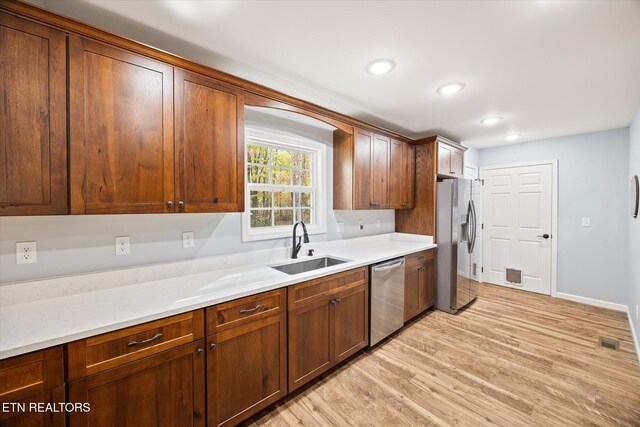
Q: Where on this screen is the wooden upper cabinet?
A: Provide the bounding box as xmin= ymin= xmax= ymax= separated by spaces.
xmin=352 ymin=128 xmax=373 ymax=209
xmin=333 ymin=127 xmax=394 ymax=210
xmin=69 ymin=35 xmax=175 ymax=214
xmin=371 ymin=133 xmax=390 ymax=208
xmin=390 ymin=139 xmax=415 ymax=209
xmin=0 ymin=12 xmax=67 ymax=216
xmin=434 ymin=136 xmax=466 ymax=178
xmin=175 ymin=69 xmax=244 ymax=213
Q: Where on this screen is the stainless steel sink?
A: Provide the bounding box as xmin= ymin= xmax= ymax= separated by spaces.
xmin=271 ymin=257 xmax=349 ymax=275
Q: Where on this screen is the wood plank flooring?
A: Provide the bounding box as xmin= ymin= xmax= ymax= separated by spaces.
xmin=244 ymin=284 xmax=640 ymax=427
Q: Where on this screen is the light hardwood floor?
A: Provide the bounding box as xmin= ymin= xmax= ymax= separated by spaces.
xmin=245 ymin=284 xmax=640 ymax=427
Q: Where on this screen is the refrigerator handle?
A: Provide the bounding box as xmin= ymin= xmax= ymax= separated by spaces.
xmin=466 ymin=201 xmax=473 ymax=254
xmin=469 ymin=199 xmax=478 ymax=253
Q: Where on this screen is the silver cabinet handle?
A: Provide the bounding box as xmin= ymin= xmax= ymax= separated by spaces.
xmin=330 ymin=298 xmax=341 ymax=304
xmin=239 ymin=304 xmax=263 ymax=314
xmin=128 ymin=332 xmax=163 ymax=347
xmin=166 ymin=201 xmax=173 ymax=208
xmin=178 ymin=201 xmax=185 ymax=208
xmin=210 ymin=343 xmax=216 ymax=350
xmin=197 ymin=347 xmax=203 ymax=355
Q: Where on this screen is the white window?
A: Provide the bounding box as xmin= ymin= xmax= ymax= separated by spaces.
xmin=242 ymin=126 xmax=327 ymax=242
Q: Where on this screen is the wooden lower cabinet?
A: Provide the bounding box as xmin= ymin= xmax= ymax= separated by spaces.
xmin=288 ymin=267 xmax=369 ymax=392
xmin=206 ymin=312 xmax=287 ymax=427
xmin=68 ymin=340 xmax=206 ymax=427
xmin=404 ymin=249 xmax=437 ymax=322
xmin=0 ymin=346 xmax=65 ymax=426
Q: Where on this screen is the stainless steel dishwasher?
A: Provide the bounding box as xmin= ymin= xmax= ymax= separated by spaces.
xmin=370 ymin=257 xmax=405 ymax=346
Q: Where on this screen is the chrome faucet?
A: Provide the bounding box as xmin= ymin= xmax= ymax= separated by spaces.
xmin=291 ymin=221 xmax=310 ymax=259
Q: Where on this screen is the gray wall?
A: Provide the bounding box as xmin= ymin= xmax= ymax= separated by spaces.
xmin=629 ymin=105 xmax=640 ymax=343
xmin=463 ymin=144 xmax=480 ymax=167
xmin=0 ymin=113 xmax=394 ymax=284
xmin=478 ymin=128 xmax=630 ymax=304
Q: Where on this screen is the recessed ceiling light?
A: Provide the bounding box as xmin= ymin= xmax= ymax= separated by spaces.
xmin=481 ymin=116 xmax=502 ymax=126
xmin=504 ymin=134 xmax=521 ymax=141
xmin=366 ymin=59 xmax=395 ymax=75
xmin=437 ymin=82 xmax=465 ymax=95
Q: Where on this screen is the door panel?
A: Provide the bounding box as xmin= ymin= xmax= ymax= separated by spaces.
xmin=353 ymin=129 xmax=373 ymax=209
xmin=482 ymin=164 xmax=553 ymax=294
xmin=0 ymin=13 xmax=67 ymax=215
xmin=371 ymin=134 xmax=389 ymax=208
xmin=69 ymin=35 xmax=174 ymax=214
xmin=404 ymin=268 xmax=421 ymax=322
xmin=334 ymin=286 xmax=368 ymax=362
xmin=175 ymin=70 xmax=244 ymax=213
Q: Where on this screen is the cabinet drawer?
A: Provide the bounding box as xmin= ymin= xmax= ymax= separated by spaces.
xmin=0 ymin=346 xmax=64 ymax=403
xmin=406 ymin=249 xmax=436 ymax=270
xmin=288 ymin=267 xmax=368 ymax=309
xmin=67 ymin=310 xmax=204 ymax=380
xmin=206 ymin=288 xmax=286 ymax=334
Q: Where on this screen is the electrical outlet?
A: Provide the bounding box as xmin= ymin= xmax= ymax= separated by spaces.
xmin=581 ymin=217 xmax=591 ymax=227
xmin=636 ymin=304 xmax=639 ymax=320
xmin=115 ymin=236 xmax=130 ymax=256
xmin=182 ymin=231 xmax=195 ymax=249
xmin=376 ymin=218 xmax=381 ymax=229
xmin=336 ymin=222 xmax=345 ymax=233
xmin=358 ymin=220 xmax=364 ymax=230
xmin=16 ymin=241 xmax=37 ymax=264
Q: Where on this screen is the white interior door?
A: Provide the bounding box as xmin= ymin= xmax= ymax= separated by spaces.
xmin=482 ymin=163 xmax=553 ymax=295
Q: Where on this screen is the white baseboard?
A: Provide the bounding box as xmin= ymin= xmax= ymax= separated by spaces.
xmin=627 ymin=306 xmax=640 ymax=365
xmin=555 ymin=292 xmax=627 ymax=312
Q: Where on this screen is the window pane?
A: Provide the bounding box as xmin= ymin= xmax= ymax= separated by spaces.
xmin=291 ymin=152 xmax=304 ymax=169
xmin=302 ymin=153 xmax=312 ymax=170
xmin=274 ymin=209 xmax=294 ymax=226
xmin=274 ymin=191 xmax=293 ymax=208
xmin=272 ymin=149 xmax=291 ymax=168
xmin=248 ymin=165 xmax=269 ymax=184
xmin=247 ymin=144 xmax=269 ymax=164
xmin=250 ymin=191 xmax=272 ymax=208
xmin=296 ymin=209 xmax=312 ymax=224
xmin=293 ymin=170 xmax=311 ymax=187
xmin=250 ymin=210 xmax=272 ymax=228
xmin=272 ymin=167 xmax=291 ymax=185
xmin=297 ymin=192 xmax=312 ymax=208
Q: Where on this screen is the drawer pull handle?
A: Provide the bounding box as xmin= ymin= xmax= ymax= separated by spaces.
xmin=239 ymin=304 xmax=263 ymax=314
xmin=127 ymin=332 xmax=163 ymax=347
xmin=330 ymin=298 xmax=341 ymax=304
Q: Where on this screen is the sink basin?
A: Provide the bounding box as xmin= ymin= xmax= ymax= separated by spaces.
xmin=271 ymin=257 xmax=349 ymax=275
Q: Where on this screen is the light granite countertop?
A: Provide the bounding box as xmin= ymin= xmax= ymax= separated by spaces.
xmin=0 ymin=233 xmax=435 ymax=360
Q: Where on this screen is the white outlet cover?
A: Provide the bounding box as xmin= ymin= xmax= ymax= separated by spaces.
xmin=581 ymin=218 xmax=591 ymax=227
xmin=376 ymin=218 xmax=381 ymax=228
xmin=183 ymin=231 xmax=195 ymax=249
xmin=336 ymin=222 xmax=345 ymax=232
xmin=115 ymin=236 xmax=130 ymax=256
xmin=16 ymin=241 xmax=37 ymax=264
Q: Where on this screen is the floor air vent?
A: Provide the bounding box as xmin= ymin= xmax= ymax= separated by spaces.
xmin=599 ymin=337 xmax=620 ymax=350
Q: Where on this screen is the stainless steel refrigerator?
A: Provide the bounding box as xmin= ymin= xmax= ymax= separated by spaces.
xmin=436 ymin=178 xmax=480 ymax=314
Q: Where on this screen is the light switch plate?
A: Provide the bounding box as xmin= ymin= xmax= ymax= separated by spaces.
xmin=16 ymin=241 xmax=37 ymax=264
xmin=115 ymin=236 xmax=130 ymax=255
xmin=183 ymin=231 xmax=195 ymax=249
xmin=581 ymin=218 xmax=591 ymax=227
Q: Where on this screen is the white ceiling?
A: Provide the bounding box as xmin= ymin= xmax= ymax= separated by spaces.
xmin=34 ymin=0 xmax=640 ymax=148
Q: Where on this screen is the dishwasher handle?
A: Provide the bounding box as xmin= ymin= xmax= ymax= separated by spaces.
xmin=372 ymin=259 xmax=405 ymax=272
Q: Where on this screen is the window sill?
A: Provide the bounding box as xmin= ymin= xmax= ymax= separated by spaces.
xmin=241 ymin=225 xmax=327 ymax=243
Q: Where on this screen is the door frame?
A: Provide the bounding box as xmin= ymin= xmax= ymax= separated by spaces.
xmin=480 ymin=159 xmax=558 ymax=297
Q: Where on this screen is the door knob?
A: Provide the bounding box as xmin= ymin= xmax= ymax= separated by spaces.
xmin=178 ymin=201 xmax=185 ymax=208
xmin=166 ymin=200 xmax=173 ymax=208
xmin=537 ymin=234 xmax=550 ymax=239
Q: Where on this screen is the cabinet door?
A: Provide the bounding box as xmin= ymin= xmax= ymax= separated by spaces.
xmin=288 ymin=298 xmax=332 ymax=392
xmin=420 ymin=258 xmax=437 ymax=310
xmin=69 ymin=35 xmax=174 ymax=214
xmin=371 ymin=134 xmax=390 ymax=208
xmin=437 ymin=142 xmax=452 ymax=176
xmin=175 ymin=69 xmax=244 ymax=213
xmin=0 ymin=388 xmax=65 ymax=427
xmin=333 ymin=285 xmax=368 ymax=363
xmin=352 ymin=128 xmax=373 ymax=209
xmin=404 ymin=266 xmax=421 ymax=322
xmin=403 ymin=143 xmax=416 ymax=208
xmin=0 ymin=13 xmax=67 ymax=216
xmin=389 ymin=139 xmax=404 ymax=209
xmin=207 ymin=314 xmax=286 ymax=427
xmin=69 ymin=341 xmax=205 ymax=427
xmin=451 ymin=148 xmax=464 ymax=177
